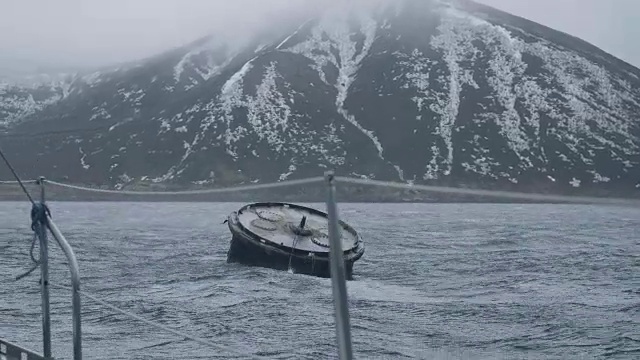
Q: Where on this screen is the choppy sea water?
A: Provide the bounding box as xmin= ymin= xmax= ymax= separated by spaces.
xmin=1 ymin=202 xmax=639 ymax=359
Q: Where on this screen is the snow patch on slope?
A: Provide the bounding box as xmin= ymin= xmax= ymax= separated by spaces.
xmin=276 ymin=20 xmax=312 ymax=50
xmin=174 ymin=39 xmax=240 ymax=84
xmin=79 ymin=147 xmax=90 ymax=170
xmin=284 ymin=9 xmax=404 ymax=178
xmin=425 ymin=3 xmax=640 ymax=181
xmin=0 ymin=83 xmax=65 ymax=127
xmin=216 ymin=57 xmax=257 ymax=158
xmin=430 ymin=11 xmax=479 ymax=178
xmin=217 ymin=59 xmax=346 ymax=166
xmin=246 ymin=62 xmax=295 ymax=152
xmin=394 ymin=49 xmax=437 ymax=113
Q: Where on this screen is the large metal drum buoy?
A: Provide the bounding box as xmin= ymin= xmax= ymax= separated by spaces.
xmin=225 ymin=202 xmax=364 ymax=279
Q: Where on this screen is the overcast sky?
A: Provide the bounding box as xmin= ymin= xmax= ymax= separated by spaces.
xmin=0 ymin=0 xmax=638 ymax=73
xmin=476 ymin=0 xmax=639 ymax=66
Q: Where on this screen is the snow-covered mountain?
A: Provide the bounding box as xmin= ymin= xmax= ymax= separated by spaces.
xmin=1 ymin=0 xmax=639 ymax=196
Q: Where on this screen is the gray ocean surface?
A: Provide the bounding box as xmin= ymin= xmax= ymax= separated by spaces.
xmin=1 ymin=202 xmax=639 ymax=360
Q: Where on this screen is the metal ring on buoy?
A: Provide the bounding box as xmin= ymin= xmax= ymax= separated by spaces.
xmin=257 ymin=210 xmax=284 ymax=222
xmin=251 ymin=218 xmax=278 ymax=231
xmin=311 ymin=234 xmax=331 ymax=248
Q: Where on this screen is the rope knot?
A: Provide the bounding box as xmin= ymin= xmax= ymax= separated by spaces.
xmin=30 ymin=202 xmax=51 ymax=231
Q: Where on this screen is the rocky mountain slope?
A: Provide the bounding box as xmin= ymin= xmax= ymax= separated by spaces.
xmin=0 ymin=80 xmax=69 ymax=131
xmin=1 ymin=0 xmax=639 ymax=197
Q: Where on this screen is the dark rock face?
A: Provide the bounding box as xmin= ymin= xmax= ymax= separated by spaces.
xmin=1 ymin=0 xmax=639 ymax=196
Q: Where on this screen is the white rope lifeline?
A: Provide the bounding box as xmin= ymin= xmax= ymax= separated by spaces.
xmin=335 ymin=176 xmax=640 ymax=207
xmin=49 ymin=283 xmax=268 ymax=360
xmin=4 ymin=176 xmax=639 ymax=207
xmin=45 ymin=177 xmax=323 ymax=195
xmin=0 ymin=179 xmax=39 ymax=184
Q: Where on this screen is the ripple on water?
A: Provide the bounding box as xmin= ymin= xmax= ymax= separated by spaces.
xmin=1 ymin=202 xmax=639 ymax=359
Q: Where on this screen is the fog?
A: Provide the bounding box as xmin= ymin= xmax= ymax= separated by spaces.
xmin=0 ymin=0 xmax=328 ymax=74
xmin=0 ymin=0 xmax=638 ymax=75
xmin=476 ymin=0 xmax=639 ymax=67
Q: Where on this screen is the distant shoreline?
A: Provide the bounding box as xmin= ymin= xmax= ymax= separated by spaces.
xmin=0 ymin=198 xmax=565 ymax=204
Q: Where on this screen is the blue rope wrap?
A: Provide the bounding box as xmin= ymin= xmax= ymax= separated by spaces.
xmin=30 ymin=202 xmax=51 ymax=231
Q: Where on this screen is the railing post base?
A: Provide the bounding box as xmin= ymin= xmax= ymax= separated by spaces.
xmin=33 ymin=176 xmax=52 ymax=358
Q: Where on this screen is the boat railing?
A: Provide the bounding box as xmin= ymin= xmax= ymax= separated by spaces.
xmin=3 ymin=177 xmax=83 ymax=360
xmin=0 ymin=338 xmax=46 ymax=360
xmin=1 ymin=170 xmax=358 ymax=360
xmin=2 ymin=152 xmax=638 ymax=359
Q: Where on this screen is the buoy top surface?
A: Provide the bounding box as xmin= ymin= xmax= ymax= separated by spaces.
xmin=236 ymin=203 xmax=360 ymax=253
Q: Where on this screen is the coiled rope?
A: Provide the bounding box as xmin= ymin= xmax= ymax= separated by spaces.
xmin=14 ymin=233 xmax=40 ymax=281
